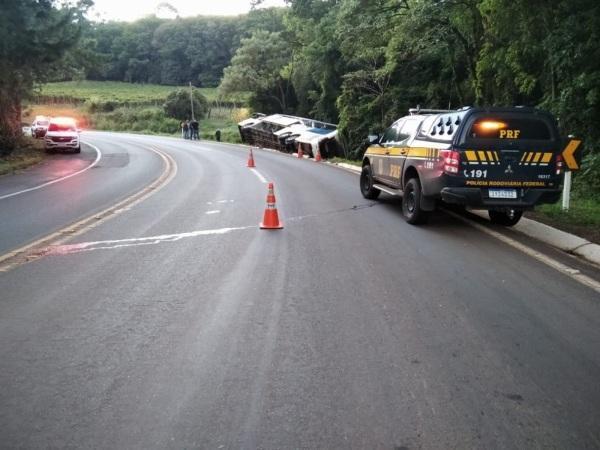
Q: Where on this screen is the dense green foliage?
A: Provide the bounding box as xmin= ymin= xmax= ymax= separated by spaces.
xmin=265 ymin=0 xmax=600 ymax=161
xmin=0 ymin=0 xmax=90 ymax=154
xmin=65 ymin=8 xmax=286 ymax=87
xmin=163 ymin=89 xmax=209 ymax=120
xmin=237 ymin=0 xmax=598 ymax=195
xmin=219 ymin=30 xmax=296 ymax=113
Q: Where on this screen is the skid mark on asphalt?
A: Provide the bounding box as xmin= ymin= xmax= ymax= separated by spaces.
xmin=286 ymin=202 xmax=379 ymax=223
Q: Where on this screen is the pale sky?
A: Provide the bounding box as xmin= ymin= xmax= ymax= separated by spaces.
xmin=89 ymin=0 xmax=287 ymax=22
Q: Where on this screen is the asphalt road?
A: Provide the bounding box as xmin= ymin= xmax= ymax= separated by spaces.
xmin=0 ymin=132 xmax=599 ymax=449
xmin=0 ymin=134 xmax=163 ymax=254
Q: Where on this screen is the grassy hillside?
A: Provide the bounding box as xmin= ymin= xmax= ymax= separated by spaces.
xmin=25 ymin=81 xmax=250 ymax=143
xmin=36 ymin=81 xmax=249 ymax=105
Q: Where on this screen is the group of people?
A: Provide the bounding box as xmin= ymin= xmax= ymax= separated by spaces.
xmin=181 ymin=119 xmax=200 ymax=140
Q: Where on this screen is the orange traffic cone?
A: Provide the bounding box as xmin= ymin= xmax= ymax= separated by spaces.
xmin=314 ymin=148 xmax=322 ymax=162
xmin=260 ymin=183 xmax=283 ymax=229
xmin=297 ymin=144 xmax=304 ymax=159
xmin=247 ymin=147 xmax=256 ymax=168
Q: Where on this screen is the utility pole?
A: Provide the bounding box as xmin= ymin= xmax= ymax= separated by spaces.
xmin=189 ymin=81 xmax=195 ymax=120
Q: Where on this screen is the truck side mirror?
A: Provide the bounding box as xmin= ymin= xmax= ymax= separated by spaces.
xmin=368 ymin=134 xmax=380 ymax=145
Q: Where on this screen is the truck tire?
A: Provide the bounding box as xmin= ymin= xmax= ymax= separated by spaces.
xmin=489 ymin=209 xmax=523 ymax=226
xmin=360 ymin=165 xmax=380 ymax=200
xmin=402 ymin=177 xmax=428 ymax=224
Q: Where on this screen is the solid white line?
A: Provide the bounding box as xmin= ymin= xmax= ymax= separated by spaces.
xmin=206 ymin=210 xmax=220 ymax=215
xmin=250 ymin=168 xmax=267 ymax=184
xmin=0 ymin=140 xmax=102 ymax=200
xmin=443 ymin=209 xmax=600 ymax=294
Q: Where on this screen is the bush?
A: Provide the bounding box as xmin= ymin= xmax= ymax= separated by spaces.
xmin=91 ymin=106 xmax=180 ymax=135
xmin=574 ymin=152 xmax=600 ymax=199
xmin=163 ymin=89 xmax=209 ymax=120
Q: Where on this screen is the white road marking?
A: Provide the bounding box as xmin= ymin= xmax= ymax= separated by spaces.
xmin=0 ymin=145 xmax=177 ymax=271
xmin=250 ymin=168 xmax=267 ymax=184
xmin=443 ymin=209 xmax=600 ymax=294
xmin=217 ymin=199 xmax=235 ymax=204
xmin=47 ymin=225 xmax=254 ymax=255
xmin=0 ymin=140 xmax=102 ymax=200
xmin=206 ymin=210 xmax=220 ymax=215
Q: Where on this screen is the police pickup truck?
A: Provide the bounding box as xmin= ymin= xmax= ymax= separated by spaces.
xmin=360 ymin=106 xmax=566 ymax=226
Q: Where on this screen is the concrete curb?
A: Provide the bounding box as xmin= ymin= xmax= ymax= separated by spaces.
xmin=328 ymin=161 xmax=600 ymax=267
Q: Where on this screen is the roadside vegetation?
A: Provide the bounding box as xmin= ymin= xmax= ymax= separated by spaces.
xmin=0 ymin=137 xmax=44 ymax=177
xmin=529 ymin=195 xmax=600 ymax=244
xmin=25 ymin=81 xmax=248 ymax=142
xmin=36 ymin=81 xmax=250 ymax=107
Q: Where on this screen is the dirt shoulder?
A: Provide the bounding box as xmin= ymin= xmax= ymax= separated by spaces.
xmin=0 ymin=138 xmax=46 ymax=177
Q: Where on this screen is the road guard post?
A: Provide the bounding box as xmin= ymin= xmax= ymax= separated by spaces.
xmin=561 ymin=137 xmax=582 ymax=211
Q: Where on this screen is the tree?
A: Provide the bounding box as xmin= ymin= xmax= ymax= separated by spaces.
xmin=219 ymin=30 xmax=295 ymax=113
xmin=163 ymin=89 xmax=209 ymax=120
xmin=0 ymin=0 xmax=91 ymax=154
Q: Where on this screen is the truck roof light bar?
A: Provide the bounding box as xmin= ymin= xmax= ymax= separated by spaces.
xmin=409 ymin=107 xmax=455 ymax=115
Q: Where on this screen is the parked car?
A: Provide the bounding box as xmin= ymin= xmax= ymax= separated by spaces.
xmin=31 ymin=116 xmax=50 ymax=138
xmin=360 ymin=106 xmax=567 ymax=226
xmin=44 ymin=117 xmax=80 ymax=153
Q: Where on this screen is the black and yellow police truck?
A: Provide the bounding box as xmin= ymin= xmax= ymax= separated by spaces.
xmin=360 ymin=106 xmax=566 ymax=226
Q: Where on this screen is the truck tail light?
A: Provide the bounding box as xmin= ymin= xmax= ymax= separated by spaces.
xmin=440 ymin=149 xmax=460 ymax=174
xmin=555 ymin=154 xmax=564 ymax=176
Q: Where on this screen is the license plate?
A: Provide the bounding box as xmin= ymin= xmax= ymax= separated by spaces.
xmin=489 ymin=189 xmax=517 ymax=199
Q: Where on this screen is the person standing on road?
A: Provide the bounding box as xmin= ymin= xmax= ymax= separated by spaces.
xmin=183 ymin=120 xmax=190 ymax=139
xmin=190 ymin=118 xmax=199 ymax=140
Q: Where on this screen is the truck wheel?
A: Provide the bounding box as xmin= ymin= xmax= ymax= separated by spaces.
xmin=489 ymin=209 xmax=523 ymax=226
xmin=360 ymin=165 xmax=380 ymax=200
xmin=74 ymin=146 xmax=81 ymax=154
xmin=403 ymin=178 xmax=428 ymax=224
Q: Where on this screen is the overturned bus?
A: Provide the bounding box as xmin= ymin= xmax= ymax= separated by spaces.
xmin=238 ymin=113 xmax=343 ymax=159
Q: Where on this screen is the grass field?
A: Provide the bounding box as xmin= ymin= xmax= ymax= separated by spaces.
xmin=37 ymin=81 xmax=249 ymax=105
xmin=23 ymin=80 xmax=251 ymax=143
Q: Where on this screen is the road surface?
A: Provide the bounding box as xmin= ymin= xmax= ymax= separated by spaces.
xmin=0 ymin=132 xmax=599 ymax=449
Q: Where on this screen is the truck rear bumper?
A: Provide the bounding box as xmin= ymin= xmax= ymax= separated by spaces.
xmin=440 ymin=187 xmax=561 ymax=210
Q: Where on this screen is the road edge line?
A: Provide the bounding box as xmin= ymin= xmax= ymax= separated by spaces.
xmin=0 ymin=140 xmax=102 ymax=200
xmin=442 ymin=208 xmax=600 ymax=294
xmin=0 ymin=145 xmax=177 ymax=272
